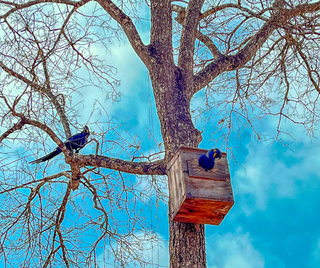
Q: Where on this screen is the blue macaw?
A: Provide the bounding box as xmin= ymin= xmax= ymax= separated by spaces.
xmin=198 ymin=148 xmax=222 ymax=171
xmin=30 ymin=126 xmax=90 ymax=164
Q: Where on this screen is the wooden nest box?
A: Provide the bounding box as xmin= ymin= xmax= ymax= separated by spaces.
xmin=167 ymin=146 xmax=234 ymax=225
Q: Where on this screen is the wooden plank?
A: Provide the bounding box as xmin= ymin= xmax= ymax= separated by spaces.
xmin=180 ymin=146 xmax=227 ymax=157
xmin=166 ymin=146 xmax=234 ymax=225
xmin=170 ymin=193 xmax=186 ymax=221
xmin=184 ymin=176 xmax=233 ymax=201
xmin=173 ymin=198 xmax=234 ymax=225
xmin=168 ymin=155 xmax=187 ymax=216
xmin=175 ymin=156 xmax=185 ymax=210
xmin=167 ymin=166 xmax=176 ymax=215
xmin=180 ymin=146 xmax=208 ymax=154
xmin=167 ymin=150 xmax=181 ymax=171
xmin=187 ymin=159 xmax=228 ymax=180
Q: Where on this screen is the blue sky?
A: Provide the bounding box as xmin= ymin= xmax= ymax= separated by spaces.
xmin=85 ymin=25 xmax=320 ymax=267
xmin=1 ymin=2 xmax=320 ymax=268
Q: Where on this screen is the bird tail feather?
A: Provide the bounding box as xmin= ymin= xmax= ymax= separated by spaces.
xmin=29 ymin=148 xmax=62 ymax=164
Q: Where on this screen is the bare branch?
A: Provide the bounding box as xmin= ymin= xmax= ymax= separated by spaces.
xmin=196 ymin=31 xmax=223 ymax=59
xmin=51 ymin=183 xmax=72 ymax=267
xmin=296 ymin=44 xmax=320 ymax=94
xmin=0 ymin=60 xmax=71 ymax=137
xmin=200 ymin=3 xmax=270 ymax=21
xmin=74 ymin=154 xmax=167 ymax=176
xmin=96 ymin=0 xmax=151 ymax=67
xmin=0 ymin=172 xmax=71 ymax=195
xmin=286 ymin=1 xmax=320 ymax=17
xmin=0 ymin=118 xmax=26 ymax=144
xmin=0 ymin=0 xmax=90 ymax=19
xmin=178 ymin=0 xmax=204 ymax=70
xmin=173 ymin=4 xmax=222 ymax=59
xmin=193 ymin=1 xmax=320 ymax=94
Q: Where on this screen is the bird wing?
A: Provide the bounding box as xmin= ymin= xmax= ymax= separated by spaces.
xmin=199 ymin=154 xmax=206 ymax=165
xmin=29 ymin=126 xmax=89 ymax=164
xmin=67 ymin=133 xmax=87 ymax=150
xmin=199 ymin=154 xmax=215 ymax=171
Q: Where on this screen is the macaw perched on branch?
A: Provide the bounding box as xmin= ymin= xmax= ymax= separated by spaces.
xmin=30 ymin=126 xmax=90 ymax=164
xmin=198 ymin=148 xmax=222 ymax=171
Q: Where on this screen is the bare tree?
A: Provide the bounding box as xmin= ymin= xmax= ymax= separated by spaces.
xmin=1 ymin=0 xmax=320 ymax=267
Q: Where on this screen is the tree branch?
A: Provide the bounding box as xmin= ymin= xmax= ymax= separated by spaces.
xmin=0 ymin=115 xmax=166 ymax=178
xmin=0 ymin=172 xmax=71 ymax=195
xmin=196 ymin=31 xmax=223 ymax=59
xmin=23 ymin=16 xmax=73 ymax=138
xmin=51 ymin=183 xmax=72 ymax=267
xmin=1 ymin=111 xmax=165 ymax=183
xmin=0 ymin=98 xmax=69 ymax=156
xmin=96 ymin=0 xmax=151 ymax=67
xmin=286 ymin=1 xmax=320 ymax=17
xmin=173 ymin=4 xmax=222 ymax=59
xmin=73 ymin=154 xmax=167 ymax=176
xmin=295 ymin=41 xmax=320 ymax=94
xmin=149 ymin=0 xmax=174 ymax=67
xmin=193 ymin=1 xmax=320 ymax=94
xmin=0 ymin=0 xmax=90 ymax=19
xmin=200 ymin=3 xmax=270 ymax=22
xmin=0 ymin=118 xmax=26 ymax=144
xmin=177 ymin=0 xmax=204 ymax=70
xmin=14 ymin=116 xmax=67 ymax=153
xmin=0 ymin=61 xmax=71 ymax=138
xmin=1 ymin=0 xmax=152 ymax=77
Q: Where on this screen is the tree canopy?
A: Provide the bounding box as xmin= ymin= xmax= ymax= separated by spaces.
xmin=1 ymin=0 xmax=320 ymax=267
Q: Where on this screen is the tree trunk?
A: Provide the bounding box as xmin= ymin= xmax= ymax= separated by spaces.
xmin=149 ymin=1 xmax=206 ymax=266
xmin=150 ymin=65 xmax=205 ymax=267
xmin=170 ymin=221 xmax=206 ymax=268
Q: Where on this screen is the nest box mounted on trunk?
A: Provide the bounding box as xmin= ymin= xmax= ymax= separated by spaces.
xmin=167 ymin=146 xmax=234 ymax=225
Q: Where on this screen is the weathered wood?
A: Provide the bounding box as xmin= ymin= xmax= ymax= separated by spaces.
xmin=187 ymin=158 xmax=228 ymax=180
xmin=167 ymin=146 xmax=234 ymax=225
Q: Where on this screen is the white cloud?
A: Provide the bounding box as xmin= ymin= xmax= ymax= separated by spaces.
xmin=234 ymin=128 xmax=320 ymax=215
xmin=207 ymin=227 xmax=265 ymax=268
xmin=80 ymin=38 xmax=150 ymax=127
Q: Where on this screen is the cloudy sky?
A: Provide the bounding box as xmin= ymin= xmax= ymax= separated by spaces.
xmin=84 ymin=15 xmax=320 ymax=267
xmin=1 ymin=2 xmax=320 ymax=268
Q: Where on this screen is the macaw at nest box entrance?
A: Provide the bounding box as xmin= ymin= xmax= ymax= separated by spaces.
xmin=167 ymin=146 xmax=234 ymax=225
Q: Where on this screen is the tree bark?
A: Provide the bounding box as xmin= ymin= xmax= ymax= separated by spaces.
xmin=149 ymin=1 xmax=206 ymax=266
xmin=149 ymin=49 xmax=205 ymax=268
xmin=170 ymin=221 xmax=206 ymax=268
xmin=150 ymin=66 xmax=205 ymax=267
